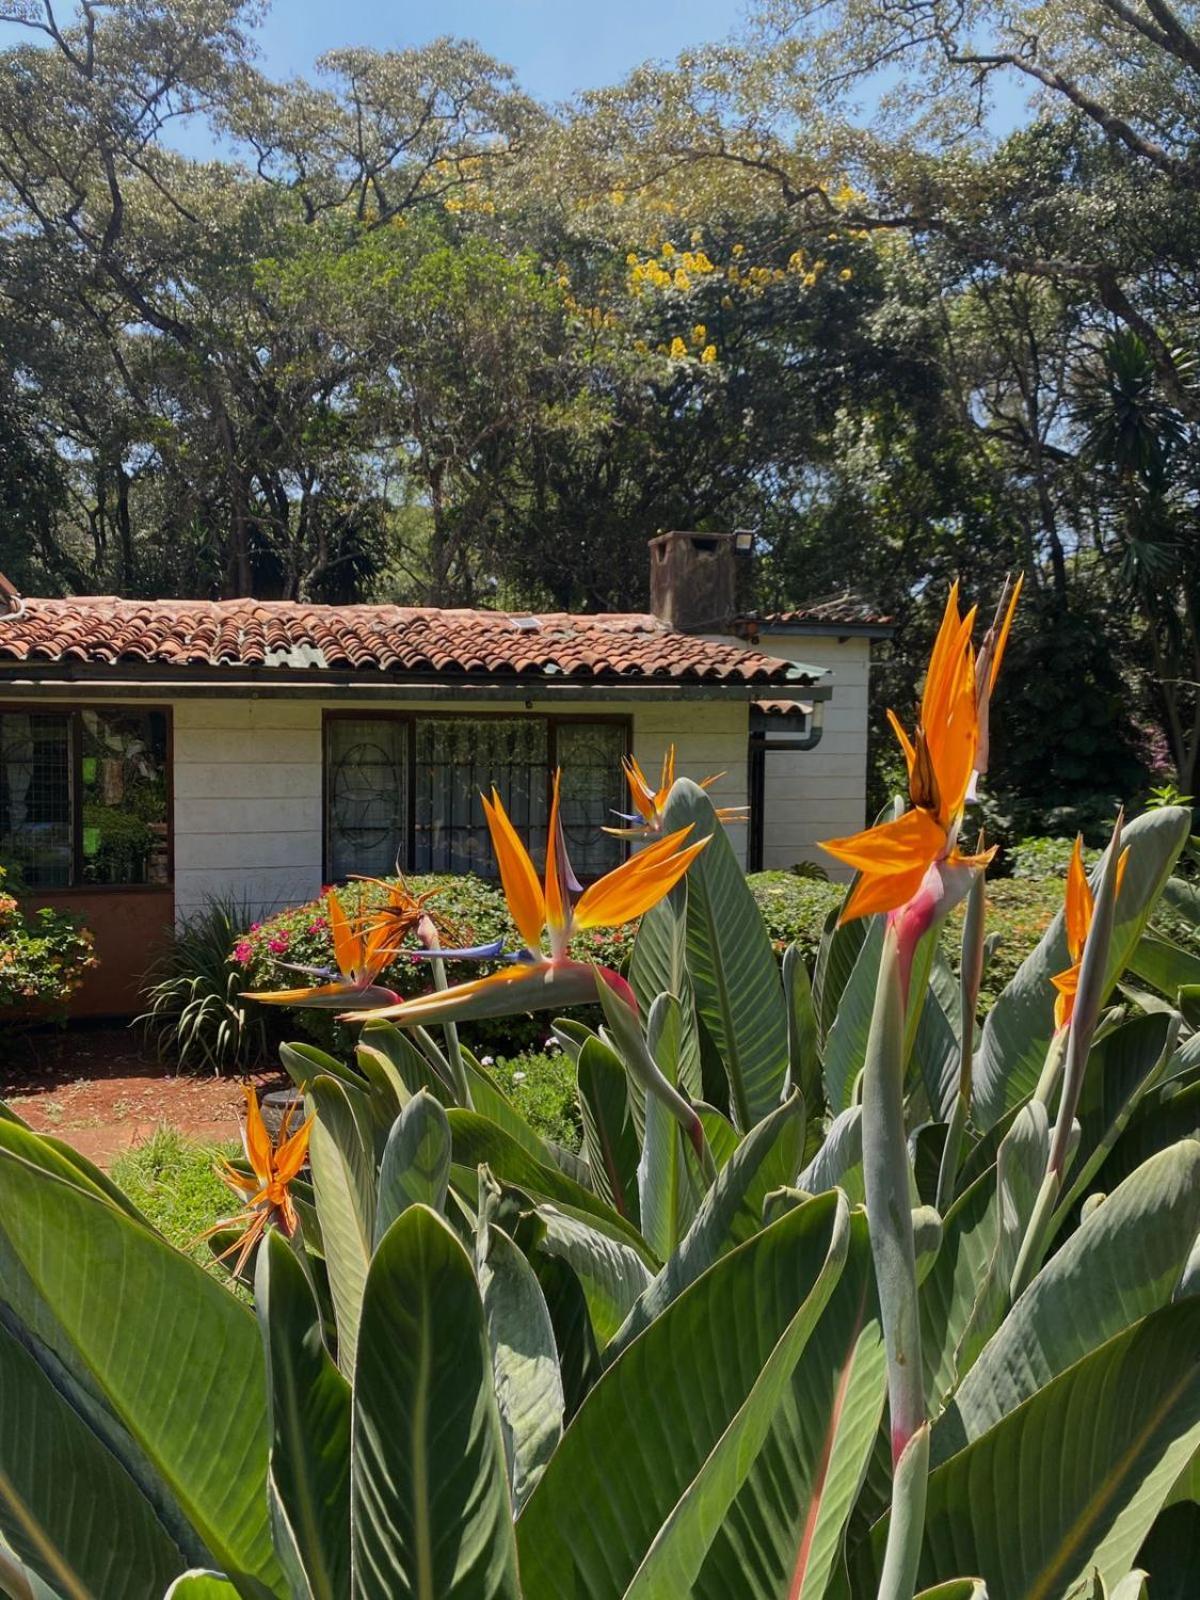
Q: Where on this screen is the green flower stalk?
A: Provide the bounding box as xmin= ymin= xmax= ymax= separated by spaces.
xmin=936 ymin=854 xmax=987 ymax=1212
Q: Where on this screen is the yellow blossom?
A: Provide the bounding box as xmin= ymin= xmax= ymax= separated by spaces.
xmin=692 ymin=323 xmax=707 ymax=344
xmin=731 ymin=243 xmax=745 ymax=257
xmin=700 ymin=344 xmax=717 ymax=364
xmin=610 ymin=189 xmax=626 ymax=206
xmin=839 ymin=268 xmax=854 ymax=281
xmin=633 ymin=338 xmax=648 ymax=353
xmin=661 ymin=241 xmax=676 ymax=258
xmin=626 ymin=251 xmax=640 ymax=266
xmin=669 ymin=336 xmax=688 ymax=358
xmin=673 ymin=268 xmax=691 ymax=290
xmin=690 ymin=228 xmax=703 ymax=246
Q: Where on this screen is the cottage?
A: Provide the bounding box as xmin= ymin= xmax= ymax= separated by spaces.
xmin=0 ymin=535 xmax=890 ymax=1014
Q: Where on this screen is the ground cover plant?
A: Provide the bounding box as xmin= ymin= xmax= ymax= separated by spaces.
xmin=0 ymin=585 xmax=1197 ymax=1599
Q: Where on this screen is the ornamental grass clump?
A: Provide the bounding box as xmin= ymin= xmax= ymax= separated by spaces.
xmin=0 ymin=582 xmax=1197 ymax=1600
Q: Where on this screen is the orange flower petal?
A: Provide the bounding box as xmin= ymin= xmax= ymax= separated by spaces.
xmin=1064 ymin=836 xmax=1093 ymax=962
xmin=820 ymin=805 xmax=946 ymax=879
xmin=242 ymin=1086 xmax=273 ymax=1186
xmin=482 ymin=788 xmax=546 ymax=950
xmin=327 ymin=891 xmax=360 ymax=980
xmin=987 ymin=573 xmax=1024 ymax=695
xmin=887 ymin=709 xmax=916 ymax=773
xmin=839 ymin=857 xmax=933 ymax=924
xmin=275 ymin=1112 xmax=315 ymax=1185
xmin=544 ymin=769 xmax=568 ymax=934
xmin=574 ymin=828 xmax=708 ymax=929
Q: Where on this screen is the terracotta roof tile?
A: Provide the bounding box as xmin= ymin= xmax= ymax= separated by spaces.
xmin=737 ymin=592 xmax=893 ymax=632
xmin=0 ymin=595 xmax=814 ymax=688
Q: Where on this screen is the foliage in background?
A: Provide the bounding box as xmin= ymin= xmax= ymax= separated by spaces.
xmin=138 ymin=895 xmax=272 ymax=1073
xmin=0 ymin=865 xmax=94 ymax=1017
xmin=109 ymin=1129 xmax=241 ymax=1272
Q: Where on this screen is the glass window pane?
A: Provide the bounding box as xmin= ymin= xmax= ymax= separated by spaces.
xmin=414 ymin=718 xmax=549 ymax=876
xmin=556 ymin=723 xmax=627 ymax=877
xmin=326 ymin=718 xmax=408 ymax=881
xmin=80 ymin=709 xmax=170 ymax=885
xmin=0 ymin=713 xmax=72 ymax=889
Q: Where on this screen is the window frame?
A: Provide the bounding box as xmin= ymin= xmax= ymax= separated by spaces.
xmin=321 ymin=708 xmax=632 ymax=885
xmin=0 ymin=702 xmax=174 ymax=894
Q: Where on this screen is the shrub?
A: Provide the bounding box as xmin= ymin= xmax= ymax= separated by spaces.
xmin=138 ymin=895 xmax=272 ymax=1072
xmin=0 ymin=865 xmax=95 ymax=1018
xmin=484 ymin=1047 xmax=582 ymax=1150
xmin=1007 ymin=834 xmax=1100 ymax=879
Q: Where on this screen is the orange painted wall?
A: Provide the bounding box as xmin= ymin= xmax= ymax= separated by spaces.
xmin=27 ymin=888 xmax=175 ymax=1017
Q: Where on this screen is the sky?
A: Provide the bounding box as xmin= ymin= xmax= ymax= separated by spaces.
xmin=249 ymin=0 xmax=750 ymax=102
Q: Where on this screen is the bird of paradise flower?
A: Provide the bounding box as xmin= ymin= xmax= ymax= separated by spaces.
xmin=197 ymin=1086 xmax=313 ymax=1277
xmin=604 ymin=744 xmax=748 ymax=838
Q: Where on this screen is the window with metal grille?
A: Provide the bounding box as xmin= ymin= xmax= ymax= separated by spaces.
xmin=324 ymin=713 xmax=628 ymax=883
xmin=0 ymin=708 xmax=170 ymax=890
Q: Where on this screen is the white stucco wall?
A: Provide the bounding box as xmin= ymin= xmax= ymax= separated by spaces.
xmin=171 ymin=694 xmax=750 ymax=924
xmin=752 ymin=632 xmax=874 ymax=877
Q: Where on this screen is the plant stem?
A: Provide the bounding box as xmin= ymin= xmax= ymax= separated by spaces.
xmin=936 ymin=863 xmax=986 ymax=1214
xmin=876 ymin=1425 xmax=930 ymax=1600
xmin=863 ymin=928 xmax=925 ymax=1466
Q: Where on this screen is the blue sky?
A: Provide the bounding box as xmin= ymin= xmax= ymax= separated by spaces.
xmin=251 ymin=0 xmax=750 ymax=101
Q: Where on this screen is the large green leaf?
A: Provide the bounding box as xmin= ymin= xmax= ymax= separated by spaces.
xmin=254 ymin=1232 xmax=351 ymax=1600
xmin=629 ymin=879 xmax=703 ymax=1098
xmin=812 ymin=903 xmax=866 ymax=1045
xmin=476 ymin=1217 xmax=564 ymax=1513
xmin=351 ymin=1206 xmax=520 ymax=1600
xmin=856 ymin=1301 xmax=1200 ymax=1598
xmin=608 ymin=1091 xmax=805 ymax=1357
xmin=533 ymin=1208 xmax=652 ymax=1347
xmin=975 ymin=807 xmax=1191 ymax=1130
xmin=822 ymin=917 xmax=882 ymax=1114
xmin=576 ymin=1038 xmax=640 ymax=1226
xmin=446 ymin=1111 xmax=653 ymax=1264
xmin=933 ymin=1139 xmax=1200 ymax=1465
xmin=306 ymin=1076 xmax=375 ymax=1379
xmin=376 ymin=1091 xmax=451 ymax=1246
xmin=0 ymin=1147 xmax=281 ymax=1594
xmin=919 ymin=1103 xmax=1048 ymax=1411
xmin=799 ymin=1107 xmax=864 ymax=1203
xmin=516 ymin=1192 xmax=848 ymax=1599
xmin=637 ymin=994 xmax=704 ymax=1261
xmin=1136 ymin=1502 xmax=1200 ymax=1598
xmin=690 ymin=1209 xmax=887 ymax=1600
xmin=782 ymin=943 xmax=821 ymax=1106
xmin=0 ymin=1319 xmax=186 ymax=1600
xmin=163 ymin=1579 xmax=241 ymax=1598
xmin=1048 ymin=1011 xmax=1177 ymax=1236
xmin=659 ymin=778 xmax=789 ymax=1128
xmin=1127 ymin=932 xmax=1200 ymax=996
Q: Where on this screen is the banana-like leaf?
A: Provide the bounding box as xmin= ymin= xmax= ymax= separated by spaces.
xmin=352 ymin=1206 xmax=520 ymax=1600
xmin=975 ymin=807 xmax=1191 ymax=1130
xmin=254 ymin=1233 xmax=351 ymax=1600
xmin=533 ymin=1208 xmax=652 ymax=1347
xmin=306 ymin=1076 xmax=376 ymax=1379
xmin=637 ymin=995 xmax=704 ymax=1261
xmin=855 ymin=1301 xmax=1200 ymax=1598
xmin=476 ymin=1220 xmax=564 ymax=1513
xmin=0 ymin=1319 xmax=186 ymax=1600
xmin=1127 ymin=932 xmax=1200 ymax=996
xmin=446 ymin=1111 xmax=654 ymax=1264
xmin=375 ymin=1091 xmax=451 ymax=1246
xmin=608 ymin=1092 xmax=806 ymax=1358
xmin=356 ymin=1023 xmax=451 ymax=1105
xmin=280 ymin=1042 xmax=365 ymax=1096
xmin=914 ymin=1586 xmax=987 ymax=1599
xmin=823 ymin=917 xmax=882 ymax=1114
xmin=689 ymin=1208 xmax=886 ymax=1600
xmin=696 ymin=1105 xmax=741 ymax=1169
xmin=1049 ymin=1011 xmax=1177 ymax=1237
xmin=812 ymin=903 xmax=866 ymax=1045
xmin=782 ymin=943 xmax=821 ymax=1106
xmin=1088 ymin=1078 xmax=1200 ymax=1197
xmin=629 ymin=879 xmax=703 ymax=1098
xmin=530 ymin=1254 xmax=600 ymax=1424
xmin=933 ymin=1139 xmax=1200 ymax=1465
xmin=798 ymin=1106 xmax=864 ymax=1202
xmin=658 ymin=778 xmax=789 ymax=1129
xmin=576 ymin=1038 xmax=640 ymax=1225
xmin=919 ymin=1103 xmax=1048 ymax=1411
xmin=516 ymin=1193 xmax=849 ymax=1599
xmin=0 ymin=1147 xmax=282 ymax=1594
xmin=913 ymin=976 xmax=960 ymax=1124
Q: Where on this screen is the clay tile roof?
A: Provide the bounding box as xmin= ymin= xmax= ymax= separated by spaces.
xmin=0 ymin=594 xmax=816 ymax=688
xmin=737 ymin=591 xmax=894 ymax=632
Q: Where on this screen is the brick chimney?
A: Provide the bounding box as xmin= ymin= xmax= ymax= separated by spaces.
xmin=649 ymin=530 xmax=752 ymax=633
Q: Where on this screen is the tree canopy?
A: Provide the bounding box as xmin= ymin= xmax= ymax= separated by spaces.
xmin=1 ymin=0 xmax=1198 ymax=825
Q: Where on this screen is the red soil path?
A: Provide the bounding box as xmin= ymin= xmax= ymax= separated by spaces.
xmin=1 ymin=1023 xmax=287 ymax=1167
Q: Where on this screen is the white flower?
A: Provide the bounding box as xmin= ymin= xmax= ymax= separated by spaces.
xmin=480 ymin=1054 xmax=494 ymax=1067
xmin=512 ymin=1071 xmax=527 ymax=1083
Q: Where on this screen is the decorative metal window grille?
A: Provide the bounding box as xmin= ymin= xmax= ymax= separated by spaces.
xmin=324 ymin=714 xmax=628 ymax=884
